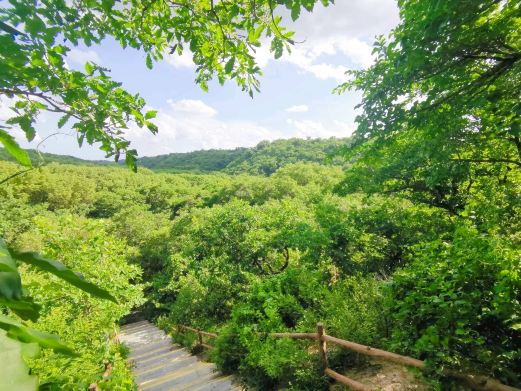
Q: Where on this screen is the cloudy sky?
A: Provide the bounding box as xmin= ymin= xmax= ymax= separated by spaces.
xmin=3 ymin=0 xmax=399 ymax=159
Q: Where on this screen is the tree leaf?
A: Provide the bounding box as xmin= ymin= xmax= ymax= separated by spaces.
xmin=84 ymin=62 xmax=94 ymax=75
xmin=145 ymin=110 xmax=157 ymax=120
xmin=0 ymin=129 xmax=32 ymax=168
xmin=0 ymin=331 xmax=38 ymax=391
xmin=0 ymin=238 xmax=23 ymax=301
xmin=0 ymin=315 xmax=76 ymax=355
xmin=225 ymin=57 xmax=235 ymax=74
xmin=12 ymin=251 xmax=117 ymax=303
xmin=0 ymin=298 xmax=41 ymax=322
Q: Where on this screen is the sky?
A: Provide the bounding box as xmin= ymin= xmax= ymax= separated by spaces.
xmin=2 ymin=0 xmax=400 ymax=160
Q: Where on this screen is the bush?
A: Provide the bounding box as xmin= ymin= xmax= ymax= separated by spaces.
xmin=390 ymin=225 xmax=521 ymax=386
xmin=17 ymin=214 xmax=145 ymax=389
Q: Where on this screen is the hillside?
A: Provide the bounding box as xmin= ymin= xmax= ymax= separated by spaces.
xmin=1 ymin=137 xmax=348 ymax=175
xmin=0 ymin=148 xmax=110 ymax=167
xmin=137 ymin=137 xmax=348 ymax=175
xmin=137 ymin=147 xmax=249 ymax=172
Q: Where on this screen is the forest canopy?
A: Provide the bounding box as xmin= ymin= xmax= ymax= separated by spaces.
xmin=1 ymin=0 xmax=520 ymax=390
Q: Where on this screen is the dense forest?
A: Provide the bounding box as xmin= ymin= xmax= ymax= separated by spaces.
xmin=1 ymin=0 xmax=520 ymax=390
xmin=139 ymin=137 xmax=347 ymax=175
xmin=0 ymin=137 xmax=347 ymax=175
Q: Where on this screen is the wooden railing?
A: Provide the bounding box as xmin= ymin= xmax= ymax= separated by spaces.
xmin=175 ymin=322 xmax=520 ymax=391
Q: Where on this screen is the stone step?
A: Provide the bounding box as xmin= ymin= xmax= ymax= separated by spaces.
xmin=130 ymin=343 xmax=177 ymax=362
xmin=134 ymin=348 xmax=191 ymax=371
xmin=129 ymin=341 xmax=174 ymax=358
xmin=139 ymin=362 xmax=215 ymax=390
xmin=191 ymin=375 xmax=238 ymax=391
xmin=135 ymin=355 xmax=199 ymax=383
xmin=120 ymin=320 xmax=150 ymax=331
xmin=119 ymin=320 xmax=241 ymax=391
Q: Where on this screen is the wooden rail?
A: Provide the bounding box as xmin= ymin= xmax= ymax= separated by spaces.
xmin=176 ymin=322 xmax=521 ymax=391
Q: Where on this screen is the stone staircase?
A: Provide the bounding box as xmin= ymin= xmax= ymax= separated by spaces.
xmin=119 ymin=321 xmax=242 ymax=391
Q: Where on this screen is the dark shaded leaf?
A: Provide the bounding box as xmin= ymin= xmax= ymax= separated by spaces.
xmin=13 ymin=252 xmax=117 ymax=303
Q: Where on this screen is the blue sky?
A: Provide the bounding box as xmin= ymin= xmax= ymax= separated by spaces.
xmin=2 ymin=0 xmax=399 ymax=160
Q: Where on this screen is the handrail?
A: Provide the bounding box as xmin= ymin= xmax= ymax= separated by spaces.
xmin=322 ymin=334 xmax=424 ymax=369
xmin=175 ymin=322 xmax=521 ymax=391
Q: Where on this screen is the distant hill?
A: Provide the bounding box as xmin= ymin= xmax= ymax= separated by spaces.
xmin=223 ymin=137 xmax=347 ymax=175
xmin=139 ymin=137 xmax=349 ymax=175
xmin=0 ymin=137 xmax=348 ymax=175
xmin=0 ymin=148 xmax=111 ymax=167
xmin=138 ymin=147 xmax=249 ymax=173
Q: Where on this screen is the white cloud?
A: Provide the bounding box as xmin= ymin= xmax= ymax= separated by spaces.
xmin=288 ymin=0 xmax=399 ymax=41
xmin=254 ymin=0 xmax=398 ymax=81
xmin=125 ymin=99 xmax=283 ymax=155
xmin=67 ymin=48 xmax=102 ymax=65
xmin=165 ymin=50 xmax=195 ymax=68
xmin=287 ymin=118 xmax=355 ymax=138
xmin=124 ymin=99 xmax=355 ymax=156
xmin=168 ymin=99 xmax=217 ymax=117
xmin=286 ymin=104 xmax=309 ymax=113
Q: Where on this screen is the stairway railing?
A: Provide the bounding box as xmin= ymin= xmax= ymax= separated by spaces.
xmin=175 ymin=322 xmax=520 ymax=391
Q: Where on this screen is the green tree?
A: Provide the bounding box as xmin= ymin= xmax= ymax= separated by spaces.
xmin=335 ymin=0 xmax=520 ymax=213
xmin=1 ymin=0 xmax=333 ymax=170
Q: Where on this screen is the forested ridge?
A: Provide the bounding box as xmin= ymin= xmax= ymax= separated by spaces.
xmin=1 ymin=0 xmax=520 ymax=390
xmin=0 ymin=137 xmax=348 ymax=175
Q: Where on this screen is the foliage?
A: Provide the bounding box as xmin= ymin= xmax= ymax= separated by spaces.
xmin=0 ymin=136 xmax=347 ymax=176
xmin=315 ymin=194 xmax=453 ymax=275
xmin=17 ymin=214 xmax=144 ymax=389
xmin=335 ymin=0 xmax=520 ymax=214
xmin=329 ymin=1 xmax=521 ymax=386
xmin=0 ymin=0 xmax=333 ymax=169
xmin=0 ymin=147 xmax=113 ymax=167
xmin=223 ymin=137 xmax=347 ymax=175
xmin=138 ymin=147 xmax=250 ymax=173
xmin=0 ymin=331 xmax=38 ymax=391
xmin=390 ymin=225 xmax=521 ymax=386
xmin=2 ymin=130 xmax=521 ymax=389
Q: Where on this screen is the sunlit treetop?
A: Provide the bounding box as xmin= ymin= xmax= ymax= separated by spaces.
xmin=335 ymin=0 xmax=520 ymax=213
xmin=0 ymin=0 xmax=333 ymax=170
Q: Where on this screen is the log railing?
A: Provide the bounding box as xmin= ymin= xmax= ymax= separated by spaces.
xmin=176 ymin=322 xmax=520 ymax=391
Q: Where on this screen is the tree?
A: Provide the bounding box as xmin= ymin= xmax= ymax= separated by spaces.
xmin=335 ymin=0 xmax=520 ymax=213
xmin=1 ymin=0 xmax=333 ymax=171
xmin=1 ymin=1 xmax=335 ymax=387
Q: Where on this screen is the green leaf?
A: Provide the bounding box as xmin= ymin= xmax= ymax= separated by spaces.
xmin=224 ymin=57 xmax=235 ymax=74
xmin=145 ymin=110 xmax=157 ymax=120
xmin=84 ymin=62 xmax=94 ymax=75
xmin=12 ymin=252 xmax=117 ymax=303
xmin=0 ymin=315 xmax=76 ymax=355
xmin=125 ymin=149 xmax=138 ymax=172
xmin=146 ymin=54 xmax=153 ymax=69
xmin=291 ymin=4 xmax=301 ymax=21
xmin=0 ymin=238 xmax=23 ymax=301
xmin=0 ymin=331 xmax=38 ymax=391
xmin=0 ymin=298 xmax=40 ymax=322
xmin=271 ymin=38 xmax=283 ymax=59
xmin=24 ymin=16 xmax=46 ymax=36
xmin=0 ymin=129 xmax=32 ymax=168
xmin=145 ymin=121 xmax=158 ymax=134
xmin=57 ymin=114 xmax=71 ymax=129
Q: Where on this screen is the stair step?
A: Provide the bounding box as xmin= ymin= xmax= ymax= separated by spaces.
xmin=129 ymin=341 xmax=175 ymax=358
xmin=120 ymin=321 xmax=240 ymax=391
xmin=136 ymin=355 xmax=199 ymax=383
xmin=134 ymin=348 xmax=190 ymax=371
xmin=130 ymin=344 xmax=177 ymax=362
xmin=140 ymin=362 xmax=215 ymax=390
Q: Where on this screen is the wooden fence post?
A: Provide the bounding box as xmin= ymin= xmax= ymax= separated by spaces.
xmin=317 ymin=322 xmax=328 ymax=370
xmin=198 ymin=330 xmax=203 ymax=347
